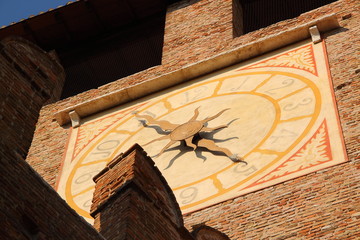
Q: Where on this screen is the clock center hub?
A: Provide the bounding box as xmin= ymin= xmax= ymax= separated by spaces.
xmin=170 ymin=121 xmax=203 ymax=141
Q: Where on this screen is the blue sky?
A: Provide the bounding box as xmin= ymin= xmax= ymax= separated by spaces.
xmin=0 ymin=0 xmax=72 ymax=27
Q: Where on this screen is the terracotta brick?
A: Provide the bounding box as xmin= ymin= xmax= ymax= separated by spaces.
xmin=0 ymin=0 xmax=356 ymax=239
xmin=91 ymin=144 xmax=195 ymax=240
xmin=0 ymin=144 xmax=104 ymax=240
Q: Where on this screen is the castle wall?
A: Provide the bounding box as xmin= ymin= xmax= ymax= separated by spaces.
xmin=181 ymin=2 xmax=360 ymax=239
xmin=0 ymin=144 xmax=104 ymax=240
xmin=25 ymin=0 xmax=359 ymax=238
xmin=0 ymin=37 xmax=64 ymax=160
xmin=0 ymin=36 xmax=104 ymax=240
xmin=90 ymin=145 xmax=194 ymax=240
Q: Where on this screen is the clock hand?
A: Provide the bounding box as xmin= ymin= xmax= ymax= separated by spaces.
xmin=200 ymin=108 xmax=230 ymax=124
xmin=134 ymin=112 xmax=179 ymax=131
xmin=202 ymin=124 xmax=228 ymax=132
xmin=185 ymin=136 xmax=197 ymax=150
xmin=143 ymin=134 xmax=171 ymax=146
xmin=189 ymin=107 xmax=200 ymax=121
xmin=197 ymin=138 xmax=245 ymax=164
xmin=156 ymin=140 xmax=178 ymax=157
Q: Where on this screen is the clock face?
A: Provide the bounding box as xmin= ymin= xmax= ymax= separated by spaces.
xmin=57 ymin=40 xmax=347 ymax=223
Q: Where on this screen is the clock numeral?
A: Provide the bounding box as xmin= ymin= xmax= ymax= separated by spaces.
xmin=180 ymin=187 xmax=198 ymax=204
xmin=75 ymin=170 xmax=100 ymax=184
xmin=83 ymin=199 xmax=92 ymax=208
xmin=283 ymin=97 xmax=312 ymax=111
xmin=230 ymin=76 xmax=251 ymax=91
xmin=87 ymin=140 xmax=121 ymax=161
xmin=233 ymin=163 xmax=257 ymax=176
xmin=183 ymin=86 xmax=208 ymax=104
xmin=96 ymin=140 xmax=120 ymax=151
xmin=270 ymin=129 xmax=297 ymax=144
xmin=264 ymin=78 xmax=295 ymax=95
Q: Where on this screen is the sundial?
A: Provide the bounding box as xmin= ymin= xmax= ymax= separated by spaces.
xmin=56 ymin=40 xmax=347 ymax=223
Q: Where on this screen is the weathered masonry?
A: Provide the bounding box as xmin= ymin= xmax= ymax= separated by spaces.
xmin=0 ymin=0 xmax=359 ymax=239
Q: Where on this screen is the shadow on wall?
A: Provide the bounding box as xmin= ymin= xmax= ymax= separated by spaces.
xmin=90 ymin=144 xmax=232 ymax=240
xmin=192 ymin=225 xmax=232 ymax=240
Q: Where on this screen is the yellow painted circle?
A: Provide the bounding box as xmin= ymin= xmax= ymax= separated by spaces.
xmin=65 ymin=71 xmax=321 ymax=218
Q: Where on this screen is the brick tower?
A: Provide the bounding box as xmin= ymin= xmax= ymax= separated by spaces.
xmin=0 ymin=0 xmax=359 ymax=239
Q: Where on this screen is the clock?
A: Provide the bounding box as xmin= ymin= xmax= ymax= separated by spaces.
xmin=56 ymin=40 xmax=347 ymax=223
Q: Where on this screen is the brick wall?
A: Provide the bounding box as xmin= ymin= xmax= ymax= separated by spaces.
xmin=181 ymin=1 xmax=360 ymax=239
xmin=27 ymin=0 xmax=357 ymax=186
xmin=24 ymin=0 xmax=359 ymax=239
xmin=0 ymin=144 xmax=104 ymax=239
xmin=90 ymin=144 xmax=194 ymax=240
xmin=0 ymin=37 xmax=64 ymax=161
xmin=162 ymin=0 xmax=234 ymax=65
